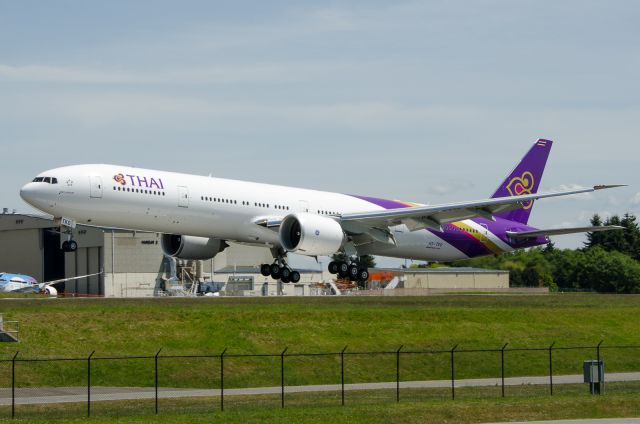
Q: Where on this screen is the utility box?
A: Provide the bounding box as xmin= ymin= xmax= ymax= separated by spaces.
xmin=583 ymin=360 xmax=604 ymax=394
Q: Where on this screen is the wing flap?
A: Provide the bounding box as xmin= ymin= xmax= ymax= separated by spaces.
xmin=506 ymin=225 xmax=624 ymax=239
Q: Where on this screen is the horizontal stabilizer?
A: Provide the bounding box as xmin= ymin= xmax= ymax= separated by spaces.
xmin=506 ymin=225 xmax=624 ymax=239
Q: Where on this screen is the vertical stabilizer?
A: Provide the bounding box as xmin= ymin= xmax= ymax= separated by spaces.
xmin=491 ymin=139 xmax=553 ymax=224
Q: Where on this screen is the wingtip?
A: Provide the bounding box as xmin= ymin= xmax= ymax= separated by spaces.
xmin=594 ymin=184 xmax=627 ymax=190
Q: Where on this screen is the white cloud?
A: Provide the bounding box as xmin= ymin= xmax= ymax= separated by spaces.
xmin=542 ymin=184 xmax=594 ymax=201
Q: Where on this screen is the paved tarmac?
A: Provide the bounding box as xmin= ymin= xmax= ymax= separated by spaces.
xmin=0 ymin=372 xmax=638 ymax=405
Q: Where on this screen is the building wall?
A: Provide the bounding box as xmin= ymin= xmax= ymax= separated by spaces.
xmin=105 ymin=272 xmax=160 ymax=297
xmin=0 ymin=228 xmax=43 ymax=281
xmin=213 ymin=244 xmax=273 ymax=271
xmin=404 ymin=271 xmax=509 ymax=289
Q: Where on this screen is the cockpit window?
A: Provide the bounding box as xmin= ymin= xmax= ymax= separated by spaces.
xmin=32 ymin=177 xmax=58 ymax=184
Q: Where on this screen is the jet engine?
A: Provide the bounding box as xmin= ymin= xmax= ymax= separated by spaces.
xmin=279 ymin=213 xmax=345 ymax=256
xmin=161 ymin=234 xmax=228 ymax=260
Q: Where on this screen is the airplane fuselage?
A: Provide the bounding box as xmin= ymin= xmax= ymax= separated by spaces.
xmin=20 ymin=164 xmax=548 ymax=262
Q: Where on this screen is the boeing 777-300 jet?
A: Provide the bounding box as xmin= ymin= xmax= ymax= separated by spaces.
xmin=20 ymin=139 xmax=624 ymax=283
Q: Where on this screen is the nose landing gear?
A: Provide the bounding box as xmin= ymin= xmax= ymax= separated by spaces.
xmin=61 ymin=239 xmax=78 ymax=252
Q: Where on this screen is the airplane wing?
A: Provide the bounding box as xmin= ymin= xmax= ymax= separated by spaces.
xmin=339 ymin=185 xmax=624 ymax=235
xmin=506 ymin=225 xmax=624 ymax=239
xmin=42 ymin=271 xmax=104 ymax=287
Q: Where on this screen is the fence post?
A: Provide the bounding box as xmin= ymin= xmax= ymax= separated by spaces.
xmin=280 ymin=347 xmax=288 ymax=409
xmin=220 ymin=348 xmax=227 ymax=412
xmin=87 ymin=351 xmax=95 ymax=417
xmin=341 ymin=346 xmax=347 ymax=406
xmin=548 ymin=342 xmax=555 ymax=396
xmin=597 ymin=340 xmax=604 ymax=395
xmin=396 ymin=345 xmax=403 ymax=402
xmin=155 ymin=348 xmax=162 ymax=415
xmin=501 ymin=343 xmax=508 ymax=398
xmin=596 ymin=340 xmax=603 ymax=364
xmin=11 ymin=351 xmax=18 ymax=419
xmin=450 ymin=344 xmax=458 ymax=400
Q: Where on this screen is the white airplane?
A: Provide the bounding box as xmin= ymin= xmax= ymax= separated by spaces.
xmin=0 ymin=271 xmax=103 ymax=295
xmin=19 ymin=139 xmax=623 ymax=283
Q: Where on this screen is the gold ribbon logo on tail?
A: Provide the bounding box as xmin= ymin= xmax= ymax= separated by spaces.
xmin=113 ymin=173 xmax=126 ymax=185
xmin=506 ymin=171 xmax=534 ymax=209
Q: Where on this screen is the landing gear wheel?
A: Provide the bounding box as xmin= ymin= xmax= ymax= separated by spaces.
xmin=328 ymin=261 xmax=339 ymax=274
xmin=68 ymin=240 xmax=78 ymax=252
xmin=260 ymin=264 xmax=271 ymax=277
xmin=270 ymin=263 xmax=281 ymax=279
xmin=358 ymin=269 xmax=369 ymax=282
xmin=61 ymin=241 xmax=69 ymax=252
xmin=348 ymin=264 xmax=359 ymax=280
xmin=290 ymin=271 xmax=301 ymax=283
xmin=338 ymin=262 xmax=349 ymax=278
xmin=280 ymin=267 xmax=291 ymax=282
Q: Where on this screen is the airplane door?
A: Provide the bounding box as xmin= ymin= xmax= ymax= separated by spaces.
xmin=89 ymin=176 xmax=103 ymax=198
xmin=299 ymin=200 xmax=310 ymax=213
xmin=178 ymin=186 xmax=189 ymax=208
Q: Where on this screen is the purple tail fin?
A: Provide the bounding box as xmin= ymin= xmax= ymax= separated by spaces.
xmin=491 ymin=139 xmax=553 ymax=224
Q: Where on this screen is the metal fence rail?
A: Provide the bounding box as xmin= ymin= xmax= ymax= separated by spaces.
xmin=1 ymin=341 xmax=639 ymax=418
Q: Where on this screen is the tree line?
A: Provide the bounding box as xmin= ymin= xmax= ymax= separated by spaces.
xmin=453 ymin=213 xmax=640 ymax=293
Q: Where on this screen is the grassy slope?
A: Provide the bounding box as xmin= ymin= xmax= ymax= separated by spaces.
xmin=0 ymin=295 xmax=639 ymax=388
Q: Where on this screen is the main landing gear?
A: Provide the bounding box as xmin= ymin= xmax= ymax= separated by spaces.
xmin=328 ymin=260 xmax=369 ymax=283
xmin=260 ymin=251 xmax=301 ymax=284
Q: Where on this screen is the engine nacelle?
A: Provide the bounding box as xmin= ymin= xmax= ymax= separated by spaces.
xmin=44 ymin=286 xmax=58 ymax=296
xmin=161 ymin=234 xmax=228 ymax=260
xmin=279 ymin=213 xmax=345 ymax=256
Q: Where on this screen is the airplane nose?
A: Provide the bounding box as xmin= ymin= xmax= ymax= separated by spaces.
xmin=20 ymin=183 xmax=37 ymax=204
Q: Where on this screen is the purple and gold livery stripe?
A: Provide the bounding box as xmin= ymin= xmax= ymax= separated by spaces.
xmin=449 ymin=222 xmax=504 ymax=255
xmin=348 ymin=194 xmax=503 ymax=258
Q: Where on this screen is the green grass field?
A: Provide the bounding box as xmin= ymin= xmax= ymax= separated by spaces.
xmin=1 ymin=386 xmax=640 ymax=423
xmin=1 ymin=294 xmax=640 ymax=422
xmin=1 ymin=294 xmax=639 ymax=390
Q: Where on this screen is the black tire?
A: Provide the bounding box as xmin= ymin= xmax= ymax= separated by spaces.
xmin=290 ymin=271 xmax=301 ymax=283
xmin=270 ymin=263 xmax=281 ymax=279
xmin=61 ymin=241 xmax=69 ymax=252
xmin=338 ymin=262 xmax=349 ymax=278
xmin=280 ymin=267 xmax=291 ymax=280
xmin=328 ymin=261 xmax=339 ymax=274
xmin=260 ymin=264 xmax=271 ymax=277
xmin=348 ymin=264 xmax=359 ymax=279
xmin=68 ymin=240 xmax=78 ymax=252
xmin=358 ymin=269 xmax=369 ymax=282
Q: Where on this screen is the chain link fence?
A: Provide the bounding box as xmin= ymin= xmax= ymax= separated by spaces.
xmin=1 ymin=342 xmax=639 ymax=419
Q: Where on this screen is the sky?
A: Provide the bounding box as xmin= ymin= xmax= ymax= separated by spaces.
xmin=1 ymin=1 xmax=639 ymax=265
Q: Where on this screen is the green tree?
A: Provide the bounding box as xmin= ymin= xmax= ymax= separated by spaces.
xmin=575 ymin=247 xmax=640 ymax=293
xmin=586 ymin=213 xmax=640 ymax=260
